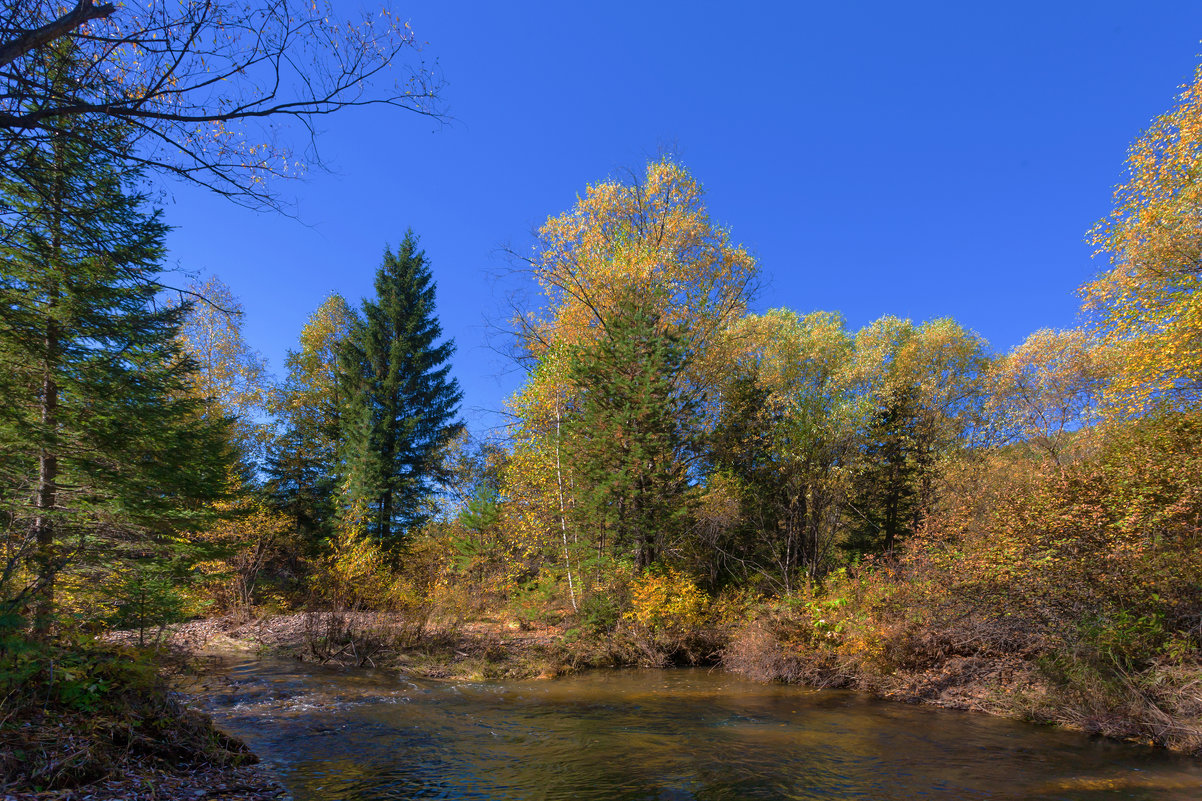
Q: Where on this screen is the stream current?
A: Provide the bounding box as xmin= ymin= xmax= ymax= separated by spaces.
xmin=186 ymin=656 xmax=1202 ymax=800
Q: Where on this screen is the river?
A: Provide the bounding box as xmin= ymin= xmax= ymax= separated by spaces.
xmin=185 ymin=655 xmax=1202 ymax=800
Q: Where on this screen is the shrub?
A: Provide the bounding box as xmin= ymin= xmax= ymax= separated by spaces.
xmin=104 ymin=566 xmax=189 ymax=647
xmin=578 ymin=591 xmax=621 ymax=634
xmin=625 ymin=567 xmax=710 ymax=633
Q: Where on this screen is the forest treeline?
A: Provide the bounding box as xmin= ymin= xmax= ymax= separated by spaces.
xmin=4 ymin=45 xmax=1202 ymax=781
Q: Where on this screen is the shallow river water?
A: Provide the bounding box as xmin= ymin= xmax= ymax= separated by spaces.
xmin=186 ymin=656 xmax=1202 ymax=800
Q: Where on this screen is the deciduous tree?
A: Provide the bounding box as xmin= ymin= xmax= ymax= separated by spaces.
xmin=173 ymin=274 xmax=271 ymax=466
xmin=986 ymin=328 xmax=1106 ymax=463
xmin=708 ymin=310 xmax=857 ymax=588
xmin=1086 ymin=63 xmax=1202 ymax=416
xmin=502 ymin=159 xmax=758 ymax=586
xmin=0 ymin=0 xmax=441 ymax=210
xmin=267 ymin=293 xmax=356 ymax=541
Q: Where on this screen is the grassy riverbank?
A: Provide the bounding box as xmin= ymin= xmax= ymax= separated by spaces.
xmin=0 ymin=636 xmax=289 ymax=800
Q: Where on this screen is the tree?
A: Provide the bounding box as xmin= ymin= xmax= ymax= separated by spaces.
xmin=173 ymin=275 xmax=271 ymax=467
xmin=563 ymin=294 xmax=698 ymax=571
xmin=845 ymin=316 xmax=990 ymax=555
xmin=1085 ymin=62 xmax=1202 ymax=416
xmin=0 ymin=0 xmax=441 ymax=210
xmin=516 ymin=158 xmax=757 ymax=369
xmin=0 ymin=77 xmax=230 ymax=632
xmin=267 ymin=293 xmax=356 ymax=542
xmin=339 ymin=231 xmax=462 ymax=544
xmin=501 ymin=158 xmax=758 ymax=589
xmin=707 ymin=310 xmax=857 ymax=588
xmin=846 ymin=385 xmax=920 ymax=556
xmin=986 ymin=328 xmax=1106 ymax=463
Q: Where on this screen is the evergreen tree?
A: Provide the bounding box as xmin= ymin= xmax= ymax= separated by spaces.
xmin=0 ymin=47 xmax=231 ymax=632
xmin=705 ymin=369 xmax=810 ymax=589
xmin=845 ymin=387 xmax=920 ymax=557
xmin=564 ymin=295 xmax=698 ymax=570
xmin=266 ymin=294 xmax=356 ymax=545
xmin=338 ymin=231 xmax=463 ymax=544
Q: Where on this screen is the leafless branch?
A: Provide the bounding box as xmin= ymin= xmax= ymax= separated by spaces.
xmin=0 ymin=0 xmax=445 ymax=210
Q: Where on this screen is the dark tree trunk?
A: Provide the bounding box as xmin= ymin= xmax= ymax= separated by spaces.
xmin=32 ymin=317 xmax=59 ymax=636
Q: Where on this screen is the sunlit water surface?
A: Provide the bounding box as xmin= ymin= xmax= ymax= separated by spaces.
xmin=185 ymin=657 xmax=1202 ymax=800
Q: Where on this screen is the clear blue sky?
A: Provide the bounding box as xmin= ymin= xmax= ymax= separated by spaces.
xmin=162 ymin=1 xmax=1202 ymax=435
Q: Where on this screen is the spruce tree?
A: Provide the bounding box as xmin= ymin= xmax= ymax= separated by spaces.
xmin=564 ymin=295 xmax=698 ymax=570
xmin=0 ymin=47 xmax=231 ymax=632
xmin=845 ymin=388 xmax=920 ymax=557
xmin=338 ymin=231 xmax=463 ymax=544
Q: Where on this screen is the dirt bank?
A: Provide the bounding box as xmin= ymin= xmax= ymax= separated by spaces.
xmin=126 ymin=612 xmax=571 ymax=680
xmin=1 ymin=763 xmax=290 ymax=801
xmin=133 ymin=612 xmax=1201 ymax=756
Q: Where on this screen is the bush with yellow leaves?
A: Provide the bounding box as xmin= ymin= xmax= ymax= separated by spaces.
xmin=625 ymin=567 xmax=710 ymax=633
xmin=614 ymin=567 xmax=721 ymax=664
xmin=304 ymin=502 xmax=436 ymax=663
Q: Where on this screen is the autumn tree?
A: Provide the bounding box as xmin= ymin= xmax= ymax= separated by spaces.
xmin=502 ymin=158 xmax=758 ymax=589
xmin=0 ymin=81 xmax=230 ymax=632
xmin=339 ymin=231 xmax=463 ymax=544
xmin=0 ymin=0 xmax=441 ymax=210
xmin=173 ymin=275 xmax=271 ymax=468
xmin=706 ymin=310 xmax=857 ymax=589
xmin=267 ymin=293 xmax=356 ymax=542
xmin=1085 ymin=63 xmax=1202 ymax=416
xmin=986 ymin=328 xmax=1106 ymax=463
xmin=189 ymin=495 xmax=292 ymax=613
xmin=516 ymin=158 xmax=756 ymax=368
xmin=845 ymin=317 xmax=989 ymax=555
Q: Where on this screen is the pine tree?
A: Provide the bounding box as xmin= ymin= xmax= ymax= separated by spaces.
xmin=564 ymin=295 xmax=698 ymax=570
xmin=338 ymin=231 xmax=463 ymax=544
xmin=0 ymin=47 xmax=231 ymax=632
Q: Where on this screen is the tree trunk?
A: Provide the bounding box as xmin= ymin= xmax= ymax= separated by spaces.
xmin=884 ymin=482 xmax=899 ymax=556
xmin=554 ymin=395 xmax=577 ymax=611
xmin=380 ymin=489 xmax=392 ymax=543
xmin=32 ymin=317 xmax=59 ymax=636
xmin=33 ymin=144 xmax=63 ymax=637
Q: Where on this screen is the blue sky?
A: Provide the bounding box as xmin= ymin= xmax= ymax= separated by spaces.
xmin=161 ymin=2 xmax=1202 ymax=435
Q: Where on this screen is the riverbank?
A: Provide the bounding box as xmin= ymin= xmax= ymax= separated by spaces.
xmin=146 ymin=610 xmax=1202 ymax=757
xmin=1 ymin=763 xmax=290 ymax=801
xmin=116 ymin=613 xmax=573 ymax=680
xmin=0 ymin=635 xmax=292 ymax=801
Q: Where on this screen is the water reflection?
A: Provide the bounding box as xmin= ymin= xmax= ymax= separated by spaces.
xmin=186 ymin=660 xmax=1202 ymax=800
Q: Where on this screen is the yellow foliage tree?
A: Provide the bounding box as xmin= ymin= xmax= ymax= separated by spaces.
xmin=502 ymin=159 xmax=759 ymax=594
xmin=1086 ymin=64 xmax=1202 ymax=416
xmin=986 ymin=328 xmax=1107 ymax=462
xmin=713 ymin=309 xmax=858 ymax=587
xmin=191 ymin=490 xmax=293 ymax=612
xmin=268 ymin=293 xmax=356 ymax=538
xmin=520 ymin=157 xmax=757 ymax=361
xmin=318 ymin=498 xmax=395 ymax=613
xmin=173 ymin=276 xmax=272 ymax=462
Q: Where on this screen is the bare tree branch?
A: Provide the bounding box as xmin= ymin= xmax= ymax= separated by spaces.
xmin=0 ymin=0 xmax=444 ymax=211
xmin=0 ymin=0 xmax=115 ymax=70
